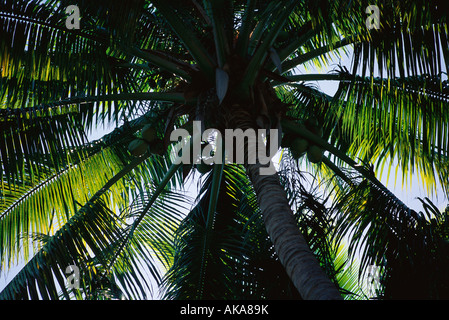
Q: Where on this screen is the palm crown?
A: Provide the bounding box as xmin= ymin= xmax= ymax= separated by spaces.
xmin=0 ymin=0 xmax=448 ymax=300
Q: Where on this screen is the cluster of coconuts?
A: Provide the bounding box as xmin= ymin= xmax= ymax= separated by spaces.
xmin=128 ymin=124 xmax=164 ymax=157
xmin=285 ymin=118 xmax=324 ymax=164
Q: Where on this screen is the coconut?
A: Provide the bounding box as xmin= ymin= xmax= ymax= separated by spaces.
xmin=291 ymin=138 xmax=309 ymax=153
xmin=277 ymin=30 xmax=289 ymax=42
xmin=150 ymin=139 xmax=165 ymax=156
xmin=281 ymin=133 xmax=294 ymax=148
xmin=196 ymin=161 xmax=212 ymax=174
xmin=291 ymin=138 xmax=308 ymax=158
xmin=128 ymin=139 xmax=148 ymax=157
xmin=141 ymin=125 xmax=157 ymax=143
xmin=307 ymin=145 xmax=323 ymax=163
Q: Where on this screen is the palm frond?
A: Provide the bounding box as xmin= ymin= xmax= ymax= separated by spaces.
xmin=0 ymin=101 xmax=179 ymax=269
xmin=350 ymin=0 xmax=449 ymax=80
xmin=330 ymin=72 xmax=449 ymax=194
xmin=102 ymin=188 xmax=187 ymax=300
xmin=150 ymin=0 xmax=215 ymax=80
xmin=330 ymin=170 xmax=449 ymax=298
xmin=0 ymin=0 xmax=138 ymax=108
xmin=0 ymin=197 xmax=127 ymax=300
xmin=278 ymin=154 xmax=364 ymax=298
xmin=0 ymin=148 xmax=185 ymax=299
xmin=0 ymin=147 xmax=129 ymax=269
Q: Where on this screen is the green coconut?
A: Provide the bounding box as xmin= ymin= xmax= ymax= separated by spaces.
xmin=150 ymin=139 xmax=165 ymax=156
xmin=128 ymin=139 xmax=148 ymax=157
xmin=277 ymin=30 xmax=289 ymax=42
xmin=307 ymin=145 xmax=323 ymax=163
xmin=281 ymin=133 xmax=294 ymax=148
xmin=291 ymin=137 xmax=309 ymax=158
xmin=196 ymin=161 xmax=212 ymax=174
xmin=142 ymin=125 xmax=157 ymax=143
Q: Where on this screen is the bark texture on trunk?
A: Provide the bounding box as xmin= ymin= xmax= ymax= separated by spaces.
xmin=246 ymin=162 xmax=342 ymax=300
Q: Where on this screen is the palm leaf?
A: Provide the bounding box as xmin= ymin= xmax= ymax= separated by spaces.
xmin=0 ymin=149 xmax=185 ymax=299
xmin=0 ymin=147 xmax=129 ymax=269
xmin=330 ymin=72 xmax=449 ymax=193
xmin=0 ymin=0 xmax=137 ymax=107
xmin=329 ymin=170 xmax=449 ymax=299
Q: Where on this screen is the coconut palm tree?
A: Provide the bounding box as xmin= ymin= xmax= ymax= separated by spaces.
xmin=0 ymin=0 xmax=448 ymax=300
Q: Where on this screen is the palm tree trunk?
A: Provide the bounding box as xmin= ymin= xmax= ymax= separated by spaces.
xmin=245 ymin=162 xmax=342 ymax=300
